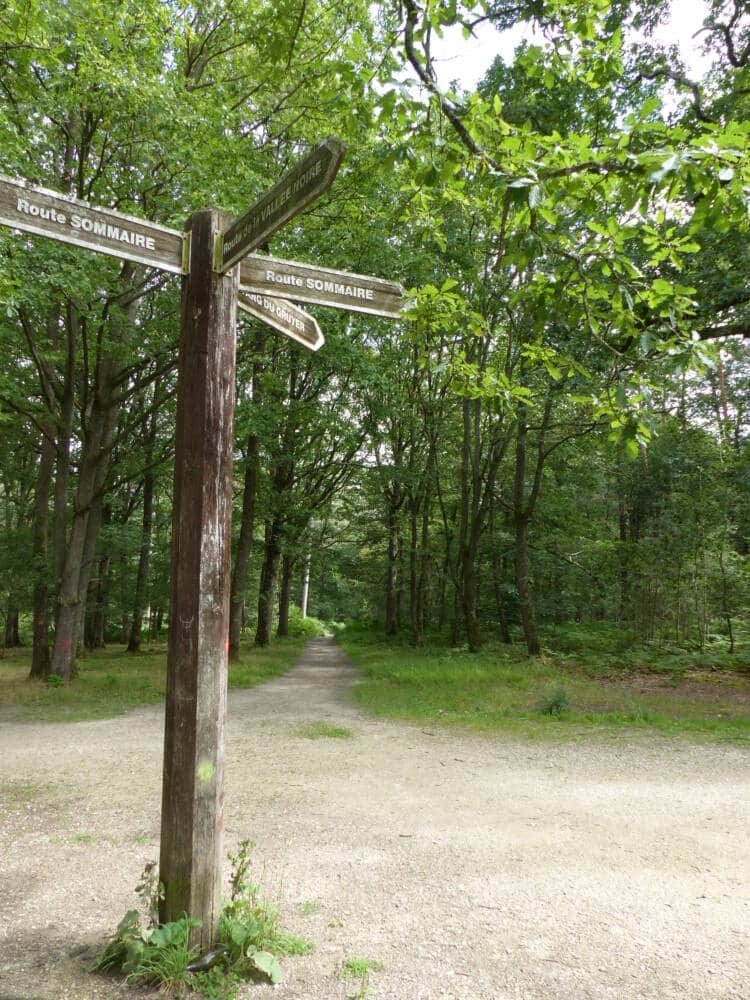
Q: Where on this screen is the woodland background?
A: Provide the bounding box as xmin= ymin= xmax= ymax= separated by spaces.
xmin=0 ymin=0 xmax=748 ymax=682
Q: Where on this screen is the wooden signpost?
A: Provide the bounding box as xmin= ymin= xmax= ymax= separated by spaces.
xmin=0 ymin=138 xmax=404 ymax=953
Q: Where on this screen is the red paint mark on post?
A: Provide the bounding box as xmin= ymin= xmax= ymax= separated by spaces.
xmin=61 ymin=638 xmax=71 ymax=652
xmin=224 ymin=640 xmax=229 ymax=654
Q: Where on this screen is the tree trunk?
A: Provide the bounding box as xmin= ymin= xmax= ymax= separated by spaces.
xmin=385 ymin=505 xmax=400 ymax=636
xmin=4 ymin=601 xmax=20 ymax=647
xmin=460 ymin=542 xmax=482 ymax=653
xmin=512 ymin=399 xmax=551 ymax=658
xmin=50 ymin=361 xmax=118 ymax=679
xmin=228 ymin=432 xmax=259 ymax=659
xmin=30 ymin=431 xmax=56 ymax=678
xmin=151 ymin=606 xmax=163 ymax=639
xmin=128 ymin=466 xmax=155 ymax=652
xmin=277 ymin=554 xmax=293 ymax=637
xmin=52 ymin=311 xmax=76 ymax=617
xmin=254 ymin=516 xmax=283 ymax=647
xmin=414 ymin=498 xmax=431 ymax=647
xmin=300 ymin=549 xmax=312 ymax=618
xmin=457 ymin=397 xmax=484 ymax=652
xmin=493 ymin=572 xmax=512 ymax=644
xmin=409 ymin=503 xmax=418 ymax=636
xmin=515 ymin=512 xmax=540 ymax=656
xmin=74 ymin=493 xmax=105 ymax=654
xmin=91 ymin=555 xmax=109 ymax=648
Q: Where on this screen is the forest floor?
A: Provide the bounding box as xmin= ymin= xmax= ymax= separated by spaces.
xmin=0 ymin=637 xmax=748 ymax=1000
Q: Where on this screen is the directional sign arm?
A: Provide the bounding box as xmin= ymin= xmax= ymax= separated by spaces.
xmin=238 ymin=291 xmax=324 ymax=352
xmin=220 ymin=138 xmax=345 ymax=272
xmin=0 ymin=175 xmax=183 ymax=273
xmin=239 ymin=253 xmax=404 ymax=319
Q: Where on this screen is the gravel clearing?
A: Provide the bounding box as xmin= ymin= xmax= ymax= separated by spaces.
xmin=1 ymin=637 xmax=748 ymax=999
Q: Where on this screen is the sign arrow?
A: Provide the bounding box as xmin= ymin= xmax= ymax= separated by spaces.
xmin=238 ymin=290 xmax=324 ymax=352
xmin=220 ymin=138 xmax=345 ymax=272
xmin=0 ymin=175 xmax=183 ymax=273
xmin=240 ymin=253 xmax=404 ymax=319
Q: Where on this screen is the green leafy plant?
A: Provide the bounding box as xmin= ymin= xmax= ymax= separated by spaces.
xmin=341 ymin=958 xmax=384 ymax=977
xmin=537 ymin=685 xmax=570 ymax=717
xmin=217 ymin=841 xmax=311 ymax=983
xmin=340 ymin=958 xmax=384 ymax=999
xmin=189 ymin=967 xmax=242 ymax=1000
xmin=284 ymin=605 xmax=327 ymax=638
xmin=94 ymin=848 xmax=311 ymax=995
xmin=126 ymin=916 xmax=201 ymax=991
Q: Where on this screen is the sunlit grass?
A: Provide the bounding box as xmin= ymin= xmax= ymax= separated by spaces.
xmin=0 ymin=637 xmax=306 ymax=723
xmin=294 ymin=721 xmax=353 ymax=739
xmin=339 ymin=626 xmax=750 ymax=742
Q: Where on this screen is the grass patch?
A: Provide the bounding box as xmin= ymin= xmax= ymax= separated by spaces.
xmin=340 ymin=956 xmax=385 ymax=996
xmin=0 ymin=637 xmax=306 ymax=723
xmin=299 ymin=900 xmax=321 ymax=916
xmin=341 ymin=958 xmax=384 ymax=978
xmin=339 ymin=626 xmax=750 ymax=742
xmin=295 ymin=720 xmax=353 ymax=740
xmin=0 ymin=778 xmax=49 ymax=804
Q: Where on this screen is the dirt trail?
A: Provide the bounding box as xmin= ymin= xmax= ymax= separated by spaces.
xmin=0 ymin=637 xmax=748 ymax=999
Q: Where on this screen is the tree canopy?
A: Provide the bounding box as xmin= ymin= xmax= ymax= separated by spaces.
xmin=0 ymin=0 xmax=747 ymax=669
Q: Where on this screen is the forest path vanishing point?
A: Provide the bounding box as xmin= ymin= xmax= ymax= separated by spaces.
xmin=0 ymin=637 xmax=748 ymax=1000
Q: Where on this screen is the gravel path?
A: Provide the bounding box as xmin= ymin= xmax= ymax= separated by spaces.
xmin=0 ymin=637 xmax=748 ymax=999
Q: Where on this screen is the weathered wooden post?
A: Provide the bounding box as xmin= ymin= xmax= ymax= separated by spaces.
xmin=158 ymin=209 xmax=238 ymax=949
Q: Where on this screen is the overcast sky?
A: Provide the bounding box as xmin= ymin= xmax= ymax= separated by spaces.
xmin=430 ymin=0 xmax=713 ymax=90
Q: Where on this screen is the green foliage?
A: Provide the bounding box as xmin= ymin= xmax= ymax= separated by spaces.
xmin=215 ymin=840 xmax=312 ymax=983
xmin=0 ymin=0 xmax=748 ymax=719
xmin=341 ymin=957 xmax=385 ymax=977
xmin=189 ymin=967 xmax=242 ymax=1000
xmin=283 ymin=606 xmax=327 ymax=639
xmin=96 ymin=846 xmax=312 ymax=996
xmin=127 ymin=917 xmax=201 ymax=991
xmin=537 ymin=685 xmax=570 ymax=717
xmin=95 ymin=909 xmax=200 ymax=992
xmin=340 ymin=957 xmax=384 ymax=998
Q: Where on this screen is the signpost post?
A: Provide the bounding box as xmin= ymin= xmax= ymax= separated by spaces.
xmin=0 ymin=137 xmax=406 ymax=955
xmin=158 ymin=210 xmax=237 ymax=948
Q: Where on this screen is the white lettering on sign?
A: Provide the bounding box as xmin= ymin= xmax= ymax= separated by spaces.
xmin=266 ymin=268 xmax=304 ymax=288
xmin=221 ymin=142 xmax=344 ymax=268
xmin=305 ymin=276 xmax=374 ymax=300
xmin=225 ymin=161 xmax=327 ymax=253
xmin=245 ymin=292 xmax=306 ymax=333
xmin=16 ymin=198 xmax=66 ymax=224
xmin=261 ymin=266 xmax=374 ymax=301
xmin=15 ymin=196 xmax=156 ymax=251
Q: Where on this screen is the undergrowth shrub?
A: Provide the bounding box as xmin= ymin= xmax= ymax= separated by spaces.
xmin=285 ymin=605 xmax=326 ymax=638
xmin=537 ymin=685 xmax=570 ymax=717
xmin=94 ymin=842 xmax=311 ymax=997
